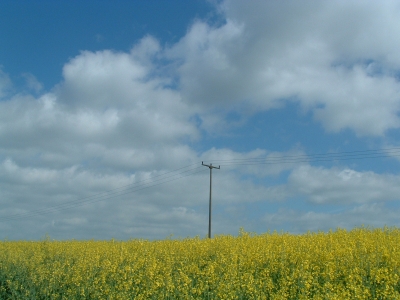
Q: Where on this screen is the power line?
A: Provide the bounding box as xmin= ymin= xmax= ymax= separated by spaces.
xmin=213 ymin=147 xmax=400 ymax=166
xmin=0 ymin=165 xmax=206 ymax=221
xmin=2 ymin=146 xmax=400 ymax=222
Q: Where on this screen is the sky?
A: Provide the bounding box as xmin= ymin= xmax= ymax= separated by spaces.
xmin=1 ymin=0 xmax=400 ymax=240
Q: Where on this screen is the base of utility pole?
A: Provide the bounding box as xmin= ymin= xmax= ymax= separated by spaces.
xmin=202 ymin=161 xmax=220 ymax=238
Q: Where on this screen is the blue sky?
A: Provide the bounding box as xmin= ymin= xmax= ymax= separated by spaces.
xmin=1 ymin=0 xmax=400 ymax=240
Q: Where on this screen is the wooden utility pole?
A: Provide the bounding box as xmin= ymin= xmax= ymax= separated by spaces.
xmin=202 ymin=162 xmax=220 ymax=238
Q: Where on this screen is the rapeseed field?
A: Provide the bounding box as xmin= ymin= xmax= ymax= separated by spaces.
xmin=0 ymin=227 xmax=399 ymax=299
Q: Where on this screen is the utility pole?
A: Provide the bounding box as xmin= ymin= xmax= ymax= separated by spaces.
xmin=202 ymin=162 xmax=220 ymax=238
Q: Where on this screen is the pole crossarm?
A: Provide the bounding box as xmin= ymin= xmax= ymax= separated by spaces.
xmin=202 ymin=162 xmax=221 ymax=170
xmin=202 ymin=162 xmax=220 ymax=238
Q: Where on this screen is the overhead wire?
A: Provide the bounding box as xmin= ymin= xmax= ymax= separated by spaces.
xmin=1 ymin=164 xmax=206 ymax=221
xmin=2 ymin=146 xmax=400 ymax=222
xmin=214 ymin=147 xmax=400 ymax=166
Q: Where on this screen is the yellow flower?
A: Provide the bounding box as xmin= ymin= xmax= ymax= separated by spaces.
xmin=1 ymin=227 xmax=400 ymax=298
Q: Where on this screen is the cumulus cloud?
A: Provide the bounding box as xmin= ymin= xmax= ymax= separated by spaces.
xmin=288 ymin=165 xmax=400 ymax=204
xmin=0 ymin=153 xmax=284 ymax=239
xmin=0 ymin=41 xmax=201 ymax=173
xmin=0 ymin=39 xmax=207 ymax=239
xmin=263 ymin=203 xmax=400 ymax=233
xmin=202 ymin=147 xmax=308 ymax=177
xmin=57 ymin=42 xmax=198 ymax=151
xmin=0 ymin=79 xmax=289 ymax=239
xmin=22 ymin=73 xmax=43 ymax=93
xmin=168 ymin=0 xmax=400 ymax=136
xmin=2 ymin=0 xmax=400 ymax=239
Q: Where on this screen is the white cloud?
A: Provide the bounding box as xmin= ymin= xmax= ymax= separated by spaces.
xmin=0 ymin=51 xmax=204 ymax=239
xmin=0 ymin=146 xmax=290 ymax=239
xmin=56 ymin=44 xmax=198 ymax=149
xmin=2 ymin=1 xmax=400 ymax=239
xmin=262 ymin=203 xmax=400 ymax=233
xmin=22 ymin=73 xmax=43 ymax=93
xmin=0 ymin=40 xmax=200 ymax=171
xmin=202 ymin=147 xmax=308 ymax=177
xmin=288 ymin=165 xmax=400 ymax=204
xmin=168 ymin=0 xmax=400 ymax=136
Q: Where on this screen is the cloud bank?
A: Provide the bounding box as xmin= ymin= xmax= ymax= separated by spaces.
xmin=1 ymin=0 xmax=400 ymax=239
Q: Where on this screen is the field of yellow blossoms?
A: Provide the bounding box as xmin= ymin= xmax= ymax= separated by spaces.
xmin=0 ymin=227 xmax=399 ymax=299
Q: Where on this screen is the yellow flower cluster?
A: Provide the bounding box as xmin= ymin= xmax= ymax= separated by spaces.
xmin=0 ymin=227 xmax=399 ymax=299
